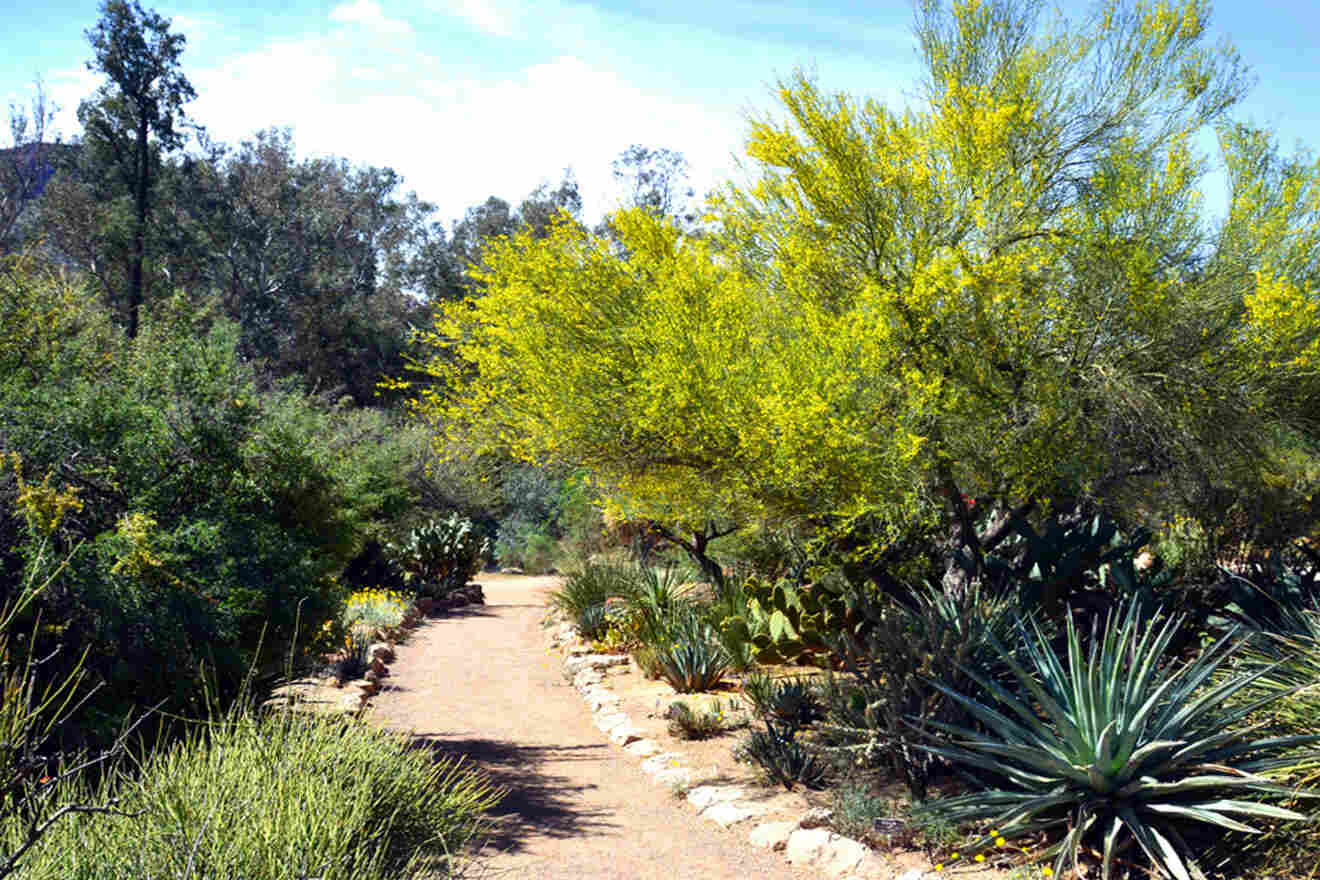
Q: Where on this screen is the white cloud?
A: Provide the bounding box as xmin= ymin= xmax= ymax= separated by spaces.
xmin=446 ymin=0 xmax=516 ymax=38
xmin=329 ymin=0 xmax=414 ymax=37
xmin=178 ymin=38 xmax=746 ymax=226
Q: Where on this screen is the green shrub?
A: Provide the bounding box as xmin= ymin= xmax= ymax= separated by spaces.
xmin=0 ymin=300 xmax=422 ymax=742
xmin=914 ymin=601 xmax=1320 ymax=880
xmin=656 ymin=612 xmax=730 ymax=693
xmin=342 ymin=587 xmax=415 ymax=634
xmin=4 ymin=707 xmax=500 ymax=879
xmin=548 ymin=559 xmax=641 ymax=626
xmin=735 ymin=721 xmax=829 ymax=791
xmin=665 ymin=699 xmax=738 ymax=740
xmin=815 ymin=583 xmax=1018 ymax=800
xmin=830 ymin=780 xmax=905 ymax=847
xmin=741 ymin=672 xmax=823 ymax=731
xmin=389 ymin=514 xmax=488 ymax=598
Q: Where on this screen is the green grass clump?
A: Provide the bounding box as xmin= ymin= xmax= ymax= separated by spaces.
xmin=5 ymin=706 xmax=499 ymax=879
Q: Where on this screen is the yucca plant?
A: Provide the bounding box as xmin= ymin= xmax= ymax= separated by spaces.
xmin=915 ymin=601 xmax=1320 ymax=880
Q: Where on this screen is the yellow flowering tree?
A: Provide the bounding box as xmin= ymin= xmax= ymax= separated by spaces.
xmin=411 ymin=0 xmax=1320 ymax=584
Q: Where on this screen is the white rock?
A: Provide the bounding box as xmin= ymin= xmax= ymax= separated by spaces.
xmin=894 ymin=870 xmax=926 ymax=880
xmin=641 ymin=753 xmax=684 ymax=776
xmin=573 ymin=669 xmax=604 ymax=690
xmin=817 ymin=836 xmax=873 ymax=876
xmin=686 ymin=785 xmax=745 ymax=810
xmin=593 ymin=712 xmax=629 ymax=732
xmin=748 ymin=820 xmax=798 ymax=851
xmin=563 ymin=654 xmax=629 ymax=675
xmin=785 ymin=829 xmax=835 ymax=866
xmin=338 ymin=693 xmax=365 ymax=714
xmin=623 ymin=739 xmax=662 ymax=757
xmin=587 ymin=692 xmax=621 ymax=712
xmin=653 ymin=765 xmax=693 ymax=787
xmin=703 ymin=800 xmax=771 ymax=827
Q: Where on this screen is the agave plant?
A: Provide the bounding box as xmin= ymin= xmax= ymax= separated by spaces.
xmin=915 ymin=601 xmax=1320 ymax=880
xmin=656 ymin=612 xmax=730 ymax=693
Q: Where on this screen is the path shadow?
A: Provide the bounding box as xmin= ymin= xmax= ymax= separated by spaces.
xmin=427 ymin=604 xmax=498 ymax=620
xmin=411 ymin=734 xmax=617 ymax=854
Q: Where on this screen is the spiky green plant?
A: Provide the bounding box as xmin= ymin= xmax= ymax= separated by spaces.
xmin=656 ymin=613 xmax=730 ymax=693
xmin=915 ymin=602 xmax=1320 ymax=880
xmin=735 ymin=721 xmax=829 ymax=791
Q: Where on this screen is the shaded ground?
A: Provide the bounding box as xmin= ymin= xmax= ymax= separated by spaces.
xmin=369 ymin=574 xmax=817 ymax=880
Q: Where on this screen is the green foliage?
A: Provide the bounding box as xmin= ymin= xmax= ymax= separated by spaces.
xmin=5 ymin=707 xmax=499 ymax=879
xmin=735 ymin=721 xmax=829 ymax=791
xmin=655 ymin=611 xmax=730 ymax=694
xmin=973 ymin=512 xmax=1161 ymax=613
xmin=815 ymin=583 xmax=1019 ymax=800
xmin=0 ymin=266 xmax=421 ymax=741
xmin=830 ymin=780 xmax=906 ymax=848
xmin=665 ymin=699 xmax=737 ymax=741
xmin=915 ymin=602 xmax=1320 ymax=880
xmin=342 ymin=588 xmax=415 ymax=634
xmin=548 ymin=558 xmax=640 ymax=626
xmin=740 ymin=671 xmax=823 ymax=732
xmin=389 ymin=514 xmax=488 ymax=599
xmin=719 ymin=576 xmax=867 ymax=666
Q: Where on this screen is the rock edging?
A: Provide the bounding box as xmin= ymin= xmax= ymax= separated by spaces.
xmin=544 ymin=615 xmax=929 ymax=880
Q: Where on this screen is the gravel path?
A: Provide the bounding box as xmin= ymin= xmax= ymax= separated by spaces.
xmin=370 ymin=574 xmax=815 ymax=880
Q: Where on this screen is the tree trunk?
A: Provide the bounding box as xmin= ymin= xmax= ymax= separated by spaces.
xmin=127 ymin=116 xmax=149 ymax=339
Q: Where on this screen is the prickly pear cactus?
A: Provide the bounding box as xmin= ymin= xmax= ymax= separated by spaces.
xmin=720 ymin=577 xmax=866 ymax=665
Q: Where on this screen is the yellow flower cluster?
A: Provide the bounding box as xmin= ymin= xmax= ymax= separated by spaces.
xmin=342 ymin=588 xmax=415 ymax=631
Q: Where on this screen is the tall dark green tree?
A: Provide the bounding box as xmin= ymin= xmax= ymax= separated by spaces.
xmin=79 ymin=0 xmax=195 ymax=338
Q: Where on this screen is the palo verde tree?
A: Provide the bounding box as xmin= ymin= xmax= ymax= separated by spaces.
xmin=78 ymin=0 xmax=195 ymax=338
xmin=412 ymin=0 xmax=1320 ymax=594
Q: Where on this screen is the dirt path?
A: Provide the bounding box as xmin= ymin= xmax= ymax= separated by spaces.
xmin=370 ymin=574 xmax=816 ymax=880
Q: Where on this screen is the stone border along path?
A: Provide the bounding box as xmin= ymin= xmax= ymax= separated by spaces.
xmin=365 ymin=573 xmax=937 ymax=880
xmin=548 ymin=617 xmax=927 ymax=880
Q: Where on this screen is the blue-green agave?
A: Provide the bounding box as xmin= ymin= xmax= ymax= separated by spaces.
xmin=915 ymin=602 xmax=1320 ymax=880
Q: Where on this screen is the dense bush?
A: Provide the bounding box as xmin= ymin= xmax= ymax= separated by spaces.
xmin=0 ymin=263 xmax=420 ymax=742
xmin=816 ymin=583 xmax=1018 ymax=800
xmin=3 ymin=707 xmax=499 ymax=879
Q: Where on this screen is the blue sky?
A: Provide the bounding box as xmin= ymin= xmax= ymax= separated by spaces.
xmin=3 ymin=0 xmax=1319 ymax=226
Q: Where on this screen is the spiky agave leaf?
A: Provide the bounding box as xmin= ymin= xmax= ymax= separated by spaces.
xmin=915 ymin=600 xmax=1320 ymax=880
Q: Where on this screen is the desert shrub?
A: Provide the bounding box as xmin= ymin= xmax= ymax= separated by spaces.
xmin=389 ymin=514 xmax=488 ymax=598
xmin=830 ymin=780 xmax=909 ymax=848
xmin=656 ymin=610 xmax=730 ymax=693
xmin=665 ymin=699 xmax=737 ymax=740
xmin=342 ymin=588 xmax=415 ymax=634
xmin=914 ymin=601 xmax=1320 ymax=880
xmin=815 ymin=582 xmax=1018 ymax=800
xmin=548 ymin=558 xmax=641 ymax=624
xmin=3 ymin=707 xmax=500 ymax=879
xmin=735 ymin=721 xmax=829 ymax=791
xmin=0 ymin=285 xmax=418 ymax=744
xmin=741 ymin=672 xmax=824 ymax=731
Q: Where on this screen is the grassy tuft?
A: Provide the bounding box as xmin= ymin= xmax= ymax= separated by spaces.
xmin=4 ymin=705 xmax=500 ymax=879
